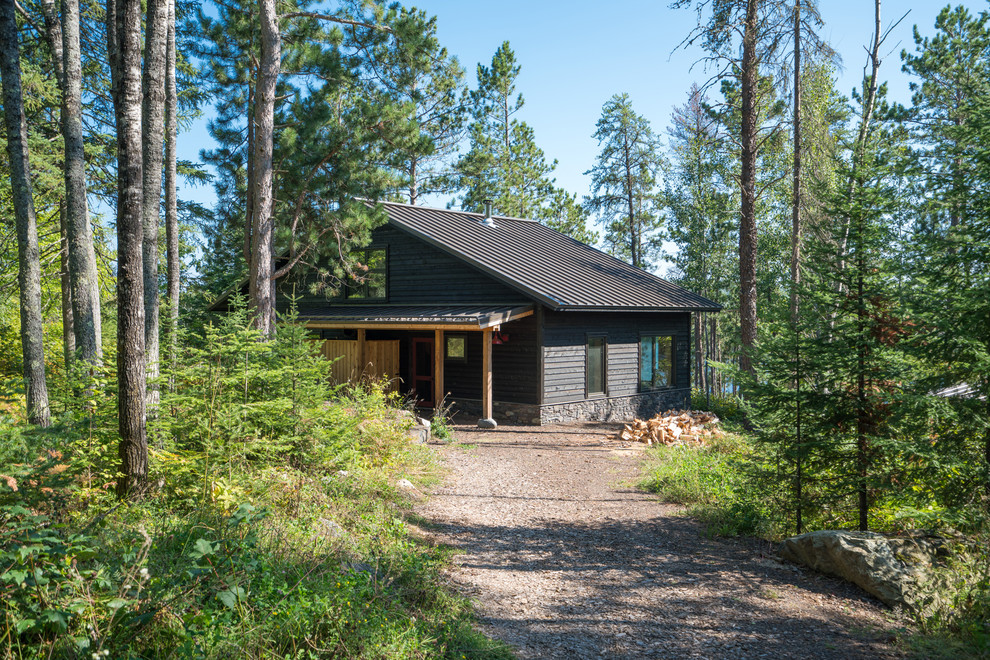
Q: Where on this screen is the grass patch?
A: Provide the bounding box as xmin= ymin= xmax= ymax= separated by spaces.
xmin=638 ymin=431 xmax=773 ymax=538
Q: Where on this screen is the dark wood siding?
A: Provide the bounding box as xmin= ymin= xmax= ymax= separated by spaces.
xmin=280 ymin=224 xmax=530 ymax=312
xmin=492 ymin=313 xmax=539 ymax=404
xmin=541 ymin=309 xmax=691 ymax=405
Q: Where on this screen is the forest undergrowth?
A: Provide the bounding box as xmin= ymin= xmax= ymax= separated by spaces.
xmin=0 ymin=307 xmax=511 ymax=659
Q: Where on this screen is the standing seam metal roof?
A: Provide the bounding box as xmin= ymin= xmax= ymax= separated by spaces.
xmin=372 ymin=200 xmax=722 ymax=312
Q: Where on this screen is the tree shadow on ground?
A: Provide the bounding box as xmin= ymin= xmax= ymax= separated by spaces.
xmin=427 ymin=513 xmax=900 ymax=659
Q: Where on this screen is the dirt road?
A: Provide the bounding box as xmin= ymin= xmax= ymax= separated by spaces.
xmin=415 ymin=421 xmax=904 ymax=659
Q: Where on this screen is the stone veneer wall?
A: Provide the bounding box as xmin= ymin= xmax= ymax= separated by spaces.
xmin=451 ymin=388 xmax=690 ymax=426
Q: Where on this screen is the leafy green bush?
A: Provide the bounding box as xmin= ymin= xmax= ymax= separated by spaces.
xmin=0 ymin=304 xmax=510 ymax=659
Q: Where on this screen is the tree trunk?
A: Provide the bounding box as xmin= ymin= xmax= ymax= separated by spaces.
xmin=164 ymin=0 xmax=179 ymax=388
xmin=695 ymin=311 xmax=705 ymax=391
xmin=791 ymin=0 xmax=804 ymax=536
xmin=62 ymin=0 xmax=104 ymax=364
xmin=109 ymin=0 xmax=148 ymax=497
xmin=59 ymin=202 xmax=75 ymax=368
xmin=790 ymin=0 xmax=802 ymax=323
xmin=244 ymin=81 xmax=255 ymax=264
xmin=142 ymin=0 xmax=168 ymax=411
xmin=738 ymin=0 xmax=760 ymax=375
xmin=248 ymin=0 xmax=279 ymax=336
xmin=0 ymin=0 xmax=52 ymax=427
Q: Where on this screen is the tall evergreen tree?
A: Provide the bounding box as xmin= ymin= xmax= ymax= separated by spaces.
xmin=585 ymin=93 xmax=664 ymax=270
xmin=902 ymin=5 xmax=990 ymax=234
xmin=57 ymin=0 xmax=104 ymax=364
xmin=371 ymin=7 xmax=467 ymax=205
xmin=455 ymin=42 xmax=593 ymax=241
xmin=666 ymin=84 xmax=736 ymax=389
xmin=142 ymin=0 xmax=169 ymax=400
xmin=904 ymin=9 xmax=990 ymax=498
xmin=0 ymin=0 xmax=51 ymax=426
xmin=675 ymin=0 xmax=790 ymax=373
xmin=108 ymin=0 xmax=148 ymax=496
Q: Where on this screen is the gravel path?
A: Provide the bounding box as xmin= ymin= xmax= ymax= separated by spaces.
xmin=415 ymin=421 xmax=905 ymax=659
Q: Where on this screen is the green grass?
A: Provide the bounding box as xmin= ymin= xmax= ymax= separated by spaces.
xmin=638 ymin=431 xmax=774 ymax=538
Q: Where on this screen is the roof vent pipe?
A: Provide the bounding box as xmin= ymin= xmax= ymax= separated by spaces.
xmin=480 ymin=199 xmax=496 ymax=227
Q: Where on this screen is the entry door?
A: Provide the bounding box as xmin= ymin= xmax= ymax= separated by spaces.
xmin=411 ymin=337 xmax=434 ymax=407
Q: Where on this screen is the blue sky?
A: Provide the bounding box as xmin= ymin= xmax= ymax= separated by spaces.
xmin=176 ymin=0 xmax=957 ymax=216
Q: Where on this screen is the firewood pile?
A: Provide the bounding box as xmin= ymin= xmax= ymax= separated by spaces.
xmin=618 ymin=410 xmax=722 ymax=446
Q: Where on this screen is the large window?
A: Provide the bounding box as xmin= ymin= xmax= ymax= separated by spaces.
xmin=639 ymin=335 xmax=674 ymax=390
xmin=337 ymin=248 xmax=386 ymax=300
xmin=586 ymin=335 xmax=606 ymax=396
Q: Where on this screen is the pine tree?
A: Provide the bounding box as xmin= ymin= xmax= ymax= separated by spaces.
xmin=752 ymin=82 xmax=910 ymax=532
xmin=108 ymin=0 xmax=149 ymax=496
xmin=665 ymin=85 xmax=736 ymax=390
xmin=455 ymin=42 xmax=592 ymax=240
xmin=585 ymin=93 xmax=664 ymax=270
xmin=0 ymin=0 xmax=52 ymax=426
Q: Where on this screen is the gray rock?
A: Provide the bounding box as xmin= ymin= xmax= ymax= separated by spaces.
xmin=406 ymin=424 xmax=430 ymax=444
xmin=395 ymin=478 xmax=425 ymax=501
xmin=779 ymin=530 xmax=945 ymax=611
xmin=477 ymin=417 xmax=498 ymax=429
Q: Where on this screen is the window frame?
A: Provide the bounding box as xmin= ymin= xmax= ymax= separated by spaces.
xmin=638 ymin=333 xmax=676 ymax=391
xmin=332 ymin=246 xmax=388 ymax=302
xmin=445 ymin=333 xmax=468 ymax=362
xmin=585 ymin=333 xmax=608 ymax=398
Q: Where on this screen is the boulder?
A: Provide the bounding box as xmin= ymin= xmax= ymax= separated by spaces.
xmin=477 ymin=417 xmax=497 ymax=429
xmin=779 ymin=530 xmax=946 ymax=611
xmin=406 ymin=424 xmax=430 ymax=445
xmin=395 ymin=478 xmax=425 ymax=501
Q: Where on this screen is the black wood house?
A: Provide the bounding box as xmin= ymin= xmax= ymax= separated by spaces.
xmin=233 ymin=201 xmax=721 ymax=426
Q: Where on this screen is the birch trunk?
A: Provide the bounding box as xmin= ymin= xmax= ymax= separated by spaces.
xmin=0 ymin=0 xmax=52 ymax=427
xmin=248 ymin=0 xmax=279 ymax=336
xmin=109 ymin=0 xmax=148 ymax=496
xmin=142 ymin=0 xmax=168 ymax=410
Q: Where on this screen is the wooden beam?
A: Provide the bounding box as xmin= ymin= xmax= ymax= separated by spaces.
xmin=482 ymin=327 xmax=493 ymax=421
xmin=305 ymin=322 xmax=486 ymax=331
xmin=434 ymin=329 xmax=443 ymax=408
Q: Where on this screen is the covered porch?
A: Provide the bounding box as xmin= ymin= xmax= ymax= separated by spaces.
xmin=305 ymin=304 xmax=535 ymax=426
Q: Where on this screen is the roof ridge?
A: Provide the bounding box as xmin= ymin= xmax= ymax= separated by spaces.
xmin=360 ymin=197 xmax=540 ymax=224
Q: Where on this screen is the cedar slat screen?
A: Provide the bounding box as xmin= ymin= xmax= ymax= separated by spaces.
xmin=321 ymin=340 xmax=400 ymax=392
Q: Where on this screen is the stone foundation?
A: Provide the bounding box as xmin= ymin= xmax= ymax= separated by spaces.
xmin=449 ymin=389 xmax=690 ymax=426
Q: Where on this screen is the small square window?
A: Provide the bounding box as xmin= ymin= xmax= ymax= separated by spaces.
xmin=446 ymin=335 xmax=466 ymax=361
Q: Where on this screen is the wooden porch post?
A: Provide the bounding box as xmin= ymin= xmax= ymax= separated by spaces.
xmin=434 ymin=328 xmax=444 ymax=408
xmin=358 ymin=329 xmax=367 ymax=379
xmin=479 ymin=327 xmax=495 ymax=427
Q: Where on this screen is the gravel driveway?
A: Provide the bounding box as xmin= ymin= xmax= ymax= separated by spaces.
xmin=415 ymin=421 xmax=904 ymax=659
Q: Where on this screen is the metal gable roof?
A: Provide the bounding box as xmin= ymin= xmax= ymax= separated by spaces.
xmin=372 ymin=200 xmax=722 ymax=312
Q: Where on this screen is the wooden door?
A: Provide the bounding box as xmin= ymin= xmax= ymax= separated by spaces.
xmin=411 ymin=337 xmax=434 ymax=407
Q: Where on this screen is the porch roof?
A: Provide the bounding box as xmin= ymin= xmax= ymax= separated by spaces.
xmin=301 ymin=304 xmax=534 ymax=330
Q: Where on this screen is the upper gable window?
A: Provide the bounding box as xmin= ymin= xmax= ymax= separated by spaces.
xmin=337 ymin=247 xmax=387 ymax=300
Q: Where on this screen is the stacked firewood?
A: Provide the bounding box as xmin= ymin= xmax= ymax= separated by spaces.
xmin=618 ymin=410 xmax=722 ymax=446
